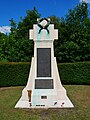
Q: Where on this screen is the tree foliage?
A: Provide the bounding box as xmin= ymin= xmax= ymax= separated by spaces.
xmin=54 ymin=2 xmax=90 ymax=62
xmin=0 ymin=7 xmax=40 ymax=62
xmin=0 ymin=3 xmax=90 ymax=62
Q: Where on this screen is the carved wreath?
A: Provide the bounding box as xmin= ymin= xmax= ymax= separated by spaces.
xmin=37 ymin=18 xmax=50 ymax=34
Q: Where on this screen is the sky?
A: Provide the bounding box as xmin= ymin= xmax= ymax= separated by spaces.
xmin=0 ymin=0 xmax=90 ymax=34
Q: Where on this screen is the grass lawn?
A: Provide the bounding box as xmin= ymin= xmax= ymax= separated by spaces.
xmin=0 ymin=85 xmax=90 ymax=120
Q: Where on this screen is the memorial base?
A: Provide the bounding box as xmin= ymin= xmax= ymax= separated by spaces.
xmin=15 ymin=87 xmax=74 ymax=108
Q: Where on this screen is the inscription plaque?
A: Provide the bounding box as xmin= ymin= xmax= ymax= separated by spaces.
xmin=35 ymin=79 xmax=53 ymax=89
xmin=37 ymin=48 xmax=51 ymax=77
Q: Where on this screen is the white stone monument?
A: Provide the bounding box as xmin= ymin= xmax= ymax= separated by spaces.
xmin=15 ymin=18 xmax=74 ymax=108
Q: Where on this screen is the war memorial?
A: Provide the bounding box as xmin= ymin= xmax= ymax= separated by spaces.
xmin=15 ymin=18 xmax=74 ymax=108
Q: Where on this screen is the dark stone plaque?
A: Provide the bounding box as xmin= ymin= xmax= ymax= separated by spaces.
xmin=37 ymin=48 xmax=51 ymax=77
xmin=35 ymin=79 xmax=53 ymax=89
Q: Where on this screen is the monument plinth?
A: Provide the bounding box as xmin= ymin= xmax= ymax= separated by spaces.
xmin=15 ymin=18 xmax=74 ymax=108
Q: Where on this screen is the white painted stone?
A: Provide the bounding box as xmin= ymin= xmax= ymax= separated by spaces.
xmin=15 ymin=18 xmax=74 ymax=108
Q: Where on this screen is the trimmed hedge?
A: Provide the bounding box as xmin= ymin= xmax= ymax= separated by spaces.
xmin=0 ymin=62 xmax=90 ymax=87
xmin=59 ymin=62 xmax=90 ymax=85
xmin=0 ymin=62 xmax=30 ymax=87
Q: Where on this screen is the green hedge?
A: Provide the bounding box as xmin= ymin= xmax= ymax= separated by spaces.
xmin=59 ymin=62 xmax=90 ymax=85
xmin=0 ymin=62 xmax=30 ymax=87
xmin=0 ymin=62 xmax=90 ymax=87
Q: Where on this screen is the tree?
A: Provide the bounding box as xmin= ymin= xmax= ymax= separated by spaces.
xmin=49 ymin=2 xmax=90 ymax=62
xmin=7 ymin=7 xmax=41 ymax=62
xmin=64 ymin=2 xmax=90 ymax=62
xmin=53 ymin=2 xmax=90 ymax=63
xmin=0 ymin=32 xmax=9 ymax=62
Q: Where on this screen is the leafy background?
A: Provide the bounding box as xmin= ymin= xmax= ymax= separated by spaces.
xmin=0 ymin=3 xmax=90 ymax=63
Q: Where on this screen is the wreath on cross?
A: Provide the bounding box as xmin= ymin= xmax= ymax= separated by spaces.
xmin=37 ymin=18 xmax=50 ymax=34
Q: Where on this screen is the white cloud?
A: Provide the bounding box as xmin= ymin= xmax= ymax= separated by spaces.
xmin=80 ymin=0 xmax=90 ymax=3
xmin=0 ymin=26 xmax=11 ymax=34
